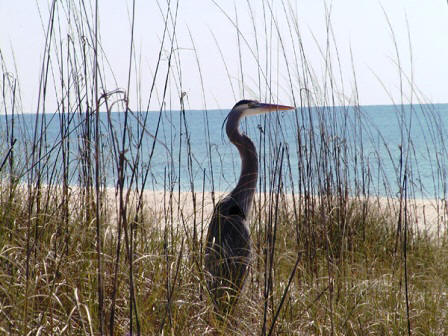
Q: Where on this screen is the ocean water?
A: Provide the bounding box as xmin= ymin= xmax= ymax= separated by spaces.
xmin=1 ymin=104 xmax=447 ymax=199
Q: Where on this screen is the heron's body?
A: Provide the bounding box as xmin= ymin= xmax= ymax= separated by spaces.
xmin=204 ymin=100 xmax=293 ymax=314
xmin=204 ymin=195 xmax=252 ymax=311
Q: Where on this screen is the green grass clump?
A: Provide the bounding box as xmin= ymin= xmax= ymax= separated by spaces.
xmin=0 ymin=186 xmax=447 ymax=335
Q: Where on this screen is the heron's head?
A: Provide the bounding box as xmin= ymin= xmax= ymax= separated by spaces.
xmin=232 ymin=99 xmax=294 ymax=118
xmin=225 ymin=99 xmax=294 ymax=140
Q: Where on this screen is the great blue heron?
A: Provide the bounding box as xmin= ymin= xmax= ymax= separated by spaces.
xmin=204 ymin=99 xmax=294 ymax=314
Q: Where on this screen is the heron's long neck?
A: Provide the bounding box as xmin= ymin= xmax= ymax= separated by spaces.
xmin=226 ymin=113 xmax=258 ymax=213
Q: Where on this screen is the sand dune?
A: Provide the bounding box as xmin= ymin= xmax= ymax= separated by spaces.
xmin=104 ymin=188 xmax=447 ymax=237
xmin=6 ymin=182 xmax=444 ymax=236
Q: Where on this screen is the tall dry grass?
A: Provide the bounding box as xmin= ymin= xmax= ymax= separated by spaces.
xmin=0 ymin=1 xmax=447 ymax=335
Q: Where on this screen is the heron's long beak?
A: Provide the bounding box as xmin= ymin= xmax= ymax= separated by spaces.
xmin=245 ymin=102 xmax=294 ymax=116
xmin=257 ymin=103 xmax=294 ymax=111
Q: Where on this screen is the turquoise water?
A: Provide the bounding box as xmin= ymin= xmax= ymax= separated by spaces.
xmin=1 ymin=104 xmax=447 ymax=199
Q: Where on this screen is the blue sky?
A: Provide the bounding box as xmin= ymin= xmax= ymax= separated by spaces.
xmin=1 ymin=1 xmax=448 ymax=111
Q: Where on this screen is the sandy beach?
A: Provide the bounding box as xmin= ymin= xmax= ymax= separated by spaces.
xmin=6 ymin=182 xmax=445 ymax=236
xmin=100 ymin=187 xmax=447 ymax=237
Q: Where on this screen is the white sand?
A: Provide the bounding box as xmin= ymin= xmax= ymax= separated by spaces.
xmin=375 ymin=196 xmax=447 ymax=237
xmin=5 ymin=182 xmax=445 ymax=236
xmin=103 ymin=188 xmax=447 ymax=237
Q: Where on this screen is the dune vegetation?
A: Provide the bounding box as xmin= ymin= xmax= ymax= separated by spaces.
xmin=1 ymin=1 xmax=447 ymax=335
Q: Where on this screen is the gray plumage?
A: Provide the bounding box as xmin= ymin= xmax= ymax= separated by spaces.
xmin=204 ymin=100 xmax=293 ymax=314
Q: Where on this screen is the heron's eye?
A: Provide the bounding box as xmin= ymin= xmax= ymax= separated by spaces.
xmin=248 ymin=102 xmax=257 ymax=108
